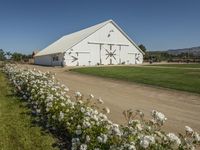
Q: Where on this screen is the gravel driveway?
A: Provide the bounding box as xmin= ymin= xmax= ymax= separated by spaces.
xmin=23 ymin=64 xmax=200 ymax=133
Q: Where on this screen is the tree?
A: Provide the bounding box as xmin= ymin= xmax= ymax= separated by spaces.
xmin=138 ymin=44 xmax=147 ymax=53
xmin=0 ymin=49 xmax=6 ymax=61
xmin=11 ymin=52 xmax=23 ymax=61
xmin=11 ymin=52 xmax=32 ymax=62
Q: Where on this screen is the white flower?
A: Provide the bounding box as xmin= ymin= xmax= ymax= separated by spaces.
xmin=136 ymin=123 xmax=143 ymax=131
xmin=75 ymin=129 xmax=82 ymax=135
xmin=64 ymin=87 xmax=69 ymax=92
xmin=75 ymin=91 xmax=82 ymax=97
xmin=40 ymin=95 xmax=45 ymax=99
xmin=80 ymin=144 xmax=87 ymax=150
xmin=103 ymin=107 xmax=110 ymax=114
xmin=61 ymin=102 xmax=65 ymax=107
xmin=97 ymin=97 xmax=104 ymax=104
xmin=46 ymin=107 xmax=49 ymax=112
xmin=89 ymin=94 xmax=94 ymax=99
xmin=101 ymin=134 xmax=108 ymax=143
xmin=194 ymin=132 xmax=200 ymax=142
xmin=59 ymin=111 xmax=64 ymax=120
xmin=77 ymin=125 xmax=81 ymax=129
xmin=23 ymin=95 xmax=27 ymax=99
xmin=36 ymin=109 xmax=41 ymax=113
xmin=112 ymin=124 xmax=122 ymax=136
xmin=52 ymin=115 xmax=56 ymax=120
xmin=167 ymin=133 xmax=181 ymax=147
xmin=151 ymin=110 xmax=167 ymax=124
xmin=185 ymin=126 xmax=193 ymax=134
xmin=81 ymin=107 xmax=86 ymax=113
xmin=78 ymin=100 xmax=83 ymax=104
xmin=128 ymin=143 xmax=136 ymax=150
xmin=97 ymin=136 xmax=103 ymax=143
xmin=93 ymin=115 xmax=99 ymax=122
xmin=140 ymin=135 xmax=155 ymax=148
xmin=72 ymin=138 xmax=80 ymax=146
xmin=83 ymin=120 xmax=91 ymax=128
xmin=86 ymin=135 xmax=90 ymax=142
xmin=140 ymin=137 xmax=150 ymax=148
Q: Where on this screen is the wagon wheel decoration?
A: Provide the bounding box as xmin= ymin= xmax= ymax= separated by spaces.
xmin=136 ymin=53 xmax=140 ymax=61
xmin=104 ymin=48 xmax=117 ymax=60
xmin=71 ymin=55 xmax=78 ymax=63
xmin=67 ymin=49 xmax=78 ymax=63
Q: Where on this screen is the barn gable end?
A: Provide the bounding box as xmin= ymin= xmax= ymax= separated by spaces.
xmin=34 ymin=20 xmax=144 ymax=66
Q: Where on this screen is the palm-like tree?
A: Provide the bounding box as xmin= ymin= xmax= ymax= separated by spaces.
xmin=6 ymin=51 xmax=12 ymax=59
xmin=0 ymin=49 xmax=6 ymax=61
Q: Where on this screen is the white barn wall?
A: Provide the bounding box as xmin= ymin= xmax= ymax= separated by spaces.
xmin=52 ymin=53 xmax=64 ymax=66
xmin=34 ymin=55 xmax=52 ymax=66
xmin=35 ymin=53 xmax=63 ymax=66
xmin=64 ymin=22 xmax=143 ymax=66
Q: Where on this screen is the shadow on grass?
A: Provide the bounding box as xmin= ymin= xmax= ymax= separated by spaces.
xmin=30 ymin=117 xmax=72 ymax=150
xmin=9 ymin=92 xmax=72 ymax=150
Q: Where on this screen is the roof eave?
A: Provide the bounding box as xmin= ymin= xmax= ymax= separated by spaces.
xmin=110 ymin=20 xmax=145 ymax=55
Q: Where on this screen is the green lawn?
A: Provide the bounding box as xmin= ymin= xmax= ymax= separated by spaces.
xmin=0 ymin=72 xmax=58 ymax=150
xmin=145 ymin=63 xmax=200 ymax=68
xmin=71 ymin=66 xmax=200 ymax=94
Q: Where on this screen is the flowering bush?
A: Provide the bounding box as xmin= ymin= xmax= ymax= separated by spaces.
xmin=3 ymin=64 xmax=200 ymax=150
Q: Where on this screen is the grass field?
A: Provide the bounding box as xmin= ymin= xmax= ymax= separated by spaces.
xmin=0 ymin=71 xmax=58 ymax=150
xmin=72 ymin=66 xmax=200 ymax=94
xmin=145 ymin=63 xmax=200 ymax=68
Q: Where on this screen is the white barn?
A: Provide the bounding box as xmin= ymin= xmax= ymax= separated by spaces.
xmin=34 ymin=20 xmax=144 ymax=66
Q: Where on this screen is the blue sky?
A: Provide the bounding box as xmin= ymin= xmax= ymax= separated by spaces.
xmin=0 ymin=0 xmax=200 ymax=54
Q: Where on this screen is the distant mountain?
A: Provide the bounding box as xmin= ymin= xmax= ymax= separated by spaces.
xmin=167 ymin=46 xmax=200 ymax=56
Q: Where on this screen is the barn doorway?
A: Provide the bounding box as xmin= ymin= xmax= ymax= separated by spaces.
xmin=88 ymin=42 xmax=129 ymax=65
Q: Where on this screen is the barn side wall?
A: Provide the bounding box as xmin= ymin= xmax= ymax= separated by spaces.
xmin=64 ymin=22 xmax=143 ymax=66
xmin=34 ymin=53 xmax=63 ymax=66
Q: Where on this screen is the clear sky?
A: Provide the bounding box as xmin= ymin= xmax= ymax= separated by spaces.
xmin=0 ymin=0 xmax=200 ymax=54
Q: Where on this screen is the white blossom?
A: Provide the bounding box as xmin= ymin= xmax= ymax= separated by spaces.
xmin=80 ymin=144 xmax=87 ymax=150
xmin=185 ymin=126 xmax=193 ymax=134
xmin=89 ymin=94 xmax=94 ymax=99
xmin=140 ymin=135 xmax=155 ymax=148
xmin=151 ymin=110 xmax=167 ymax=124
xmin=75 ymin=129 xmax=82 ymax=135
xmin=167 ymin=133 xmax=181 ymax=147
xmin=86 ymin=135 xmax=90 ymax=142
xmin=194 ymin=132 xmax=200 ymax=142
xmin=75 ymin=91 xmax=82 ymax=97
xmin=59 ymin=111 xmax=64 ymax=120
xmin=103 ymin=107 xmax=110 ymax=114
xmin=97 ymin=97 xmax=104 ymax=104
xmin=97 ymin=136 xmax=103 ymax=143
xmin=64 ymin=87 xmax=69 ymax=92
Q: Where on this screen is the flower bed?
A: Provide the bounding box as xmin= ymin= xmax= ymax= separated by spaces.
xmin=3 ymin=64 xmax=200 ymax=150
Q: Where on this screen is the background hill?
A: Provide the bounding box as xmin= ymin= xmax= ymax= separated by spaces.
xmin=145 ymin=46 xmax=200 ymax=62
xmin=167 ymin=46 xmax=200 ymax=56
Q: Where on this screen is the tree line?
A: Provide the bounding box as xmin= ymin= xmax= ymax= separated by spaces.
xmin=1 ymin=45 xmax=199 ymax=63
xmin=0 ymin=49 xmax=32 ymax=62
xmin=138 ymin=44 xmax=200 ymax=63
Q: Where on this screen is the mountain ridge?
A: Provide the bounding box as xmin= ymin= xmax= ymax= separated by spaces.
xmin=167 ymin=46 xmax=200 ymax=55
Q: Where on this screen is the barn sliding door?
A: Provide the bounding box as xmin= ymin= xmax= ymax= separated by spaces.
xmin=64 ymin=52 xmax=90 ymax=66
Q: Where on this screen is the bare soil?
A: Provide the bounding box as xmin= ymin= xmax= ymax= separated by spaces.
xmin=22 ymin=64 xmax=200 ymax=133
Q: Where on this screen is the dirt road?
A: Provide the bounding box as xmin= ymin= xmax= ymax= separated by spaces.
xmin=23 ymin=65 xmax=200 ymax=133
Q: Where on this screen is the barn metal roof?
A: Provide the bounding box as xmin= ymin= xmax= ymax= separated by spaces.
xmin=35 ymin=20 xmax=144 ymax=57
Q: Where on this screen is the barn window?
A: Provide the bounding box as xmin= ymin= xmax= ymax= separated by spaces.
xmin=52 ymin=55 xmax=59 ymax=61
